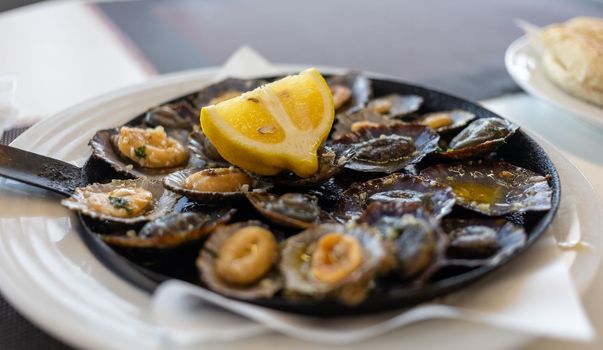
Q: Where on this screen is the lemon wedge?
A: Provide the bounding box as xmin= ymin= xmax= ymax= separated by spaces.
xmin=200 ymin=68 xmax=334 ymax=178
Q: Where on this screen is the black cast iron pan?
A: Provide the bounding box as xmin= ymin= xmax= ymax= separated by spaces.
xmin=0 ymin=76 xmax=561 ymax=316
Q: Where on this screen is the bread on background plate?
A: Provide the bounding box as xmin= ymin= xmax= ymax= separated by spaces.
xmin=540 ymin=17 xmax=603 ymax=107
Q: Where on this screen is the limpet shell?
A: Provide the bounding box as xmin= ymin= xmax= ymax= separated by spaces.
xmin=102 ymin=209 xmax=235 ymax=249
xmin=246 ymin=192 xmax=333 ymax=229
xmin=279 ymin=223 xmax=391 ymax=305
xmin=198 ymin=221 xmax=282 ymax=300
xmin=336 ymin=173 xmax=455 ymax=221
xmin=333 ymin=123 xmax=439 ymax=173
xmin=163 ymin=167 xmax=270 ymax=205
xmin=420 ymin=161 xmax=552 ymax=216
xmin=61 ymin=178 xmax=179 ymax=226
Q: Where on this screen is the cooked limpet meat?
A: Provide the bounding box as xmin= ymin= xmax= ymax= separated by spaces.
xmin=90 ymin=127 xmax=196 ymax=178
xmin=116 ymin=126 xmax=189 ymax=168
xmin=331 ymin=108 xmax=402 ymax=141
xmin=368 ymin=94 xmax=423 ymax=117
xmin=198 ymin=222 xmax=282 ymax=299
xmin=246 ymin=192 xmax=332 ymax=229
xmin=415 ymin=110 xmax=476 ymax=133
xmin=102 ymin=209 xmax=235 ymax=249
xmin=216 ymin=226 xmax=277 ymax=285
xmin=312 ymin=233 xmax=364 ymax=283
xmin=280 ymin=223 xmax=391 ymax=305
xmin=420 ymin=161 xmax=553 ymax=216
xmin=333 ymin=123 xmax=439 ymax=173
xmin=184 ymin=168 xmax=253 ymax=192
xmin=85 ymin=187 xmax=153 ymax=218
xmin=336 ymin=173 xmax=455 ymax=221
xmin=442 ymin=218 xmax=527 ymax=267
xmin=439 ymin=117 xmax=519 ymax=159
xmin=164 ymin=167 xmax=266 ymax=204
xmin=330 ymin=85 xmax=352 ymax=110
xmin=422 ymin=113 xmax=452 ymax=129
xmin=61 ymin=178 xmax=179 ymax=225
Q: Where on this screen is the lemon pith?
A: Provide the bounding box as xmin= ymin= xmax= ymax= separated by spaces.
xmin=200 ymin=68 xmax=334 ymax=178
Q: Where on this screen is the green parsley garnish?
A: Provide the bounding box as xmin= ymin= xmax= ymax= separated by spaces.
xmin=134 ymin=145 xmax=146 ymax=158
xmin=108 ymin=196 xmax=131 ymax=212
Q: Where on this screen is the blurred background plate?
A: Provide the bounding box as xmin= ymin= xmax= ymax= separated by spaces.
xmin=505 ymin=35 xmax=603 ymax=130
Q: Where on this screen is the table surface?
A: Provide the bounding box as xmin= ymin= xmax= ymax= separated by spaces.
xmin=0 ymin=0 xmax=603 ymax=349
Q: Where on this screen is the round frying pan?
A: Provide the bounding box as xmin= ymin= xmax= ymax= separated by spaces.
xmin=0 ymin=75 xmax=561 ymax=316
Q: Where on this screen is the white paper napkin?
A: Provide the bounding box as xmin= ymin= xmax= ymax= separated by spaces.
xmin=0 ymin=76 xmax=18 ymax=138
xmin=151 ymin=47 xmax=595 ymax=346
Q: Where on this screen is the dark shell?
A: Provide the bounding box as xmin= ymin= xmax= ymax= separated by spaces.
xmin=266 ymin=145 xmax=355 ymax=188
xmin=333 ymin=123 xmax=439 ymax=173
xmin=420 ymin=161 xmax=553 ymax=216
xmin=246 ymin=192 xmax=333 ymax=229
xmin=367 ymin=210 xmax=446 ymax=280
xmin=328 ymin=72 xmax=372 ymax=115
xmin=439 ymin=118 xmax=519 ymax=159
xmin=336 ymin=173 xmax=455 ymax=221
xmin=198 ymin=221 xmax=282 ymax=300
xmin=279 ymin=223 xmax=390 ymax=305
xmin=188 ymin=128 xmax=229 ymax=167
xmin=89 ymin=127 xmax=201 ymax=179
xmin=144 ymin=102 xmax=198 ymax=130
xmin=61 ymin=178 xmax=179 ymax=226
xmin=331 ymin=108 xmax=403 ymax=141
xmin=442 ymin=218 xmax=527 ymax=267
xmin=163 ymin=167 xmax=270 ymax=205
xmin=102 ymin=209 xmax=235 ymax=249
xmin=414 ymin=110 xmax=476 ymax=133
xmin=191 ymin=78 xmax=263 ymax=108
xmin=368 ymin=94 xmax=423 ymax=117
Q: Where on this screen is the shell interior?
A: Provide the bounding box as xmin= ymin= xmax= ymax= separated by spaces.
xmin=336 ymin=173 xmax=456 ymax=221
xmin=420 ymin=161 xmax=553 ymax=216
xmin=61 ymin=177 xmax=180 ymax=226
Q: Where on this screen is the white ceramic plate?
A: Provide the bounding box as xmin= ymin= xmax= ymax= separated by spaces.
xmin=505 ymin=36 xmax=603 ymax=130
xmin=0 ymin=67 xmax=601 ymax=350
